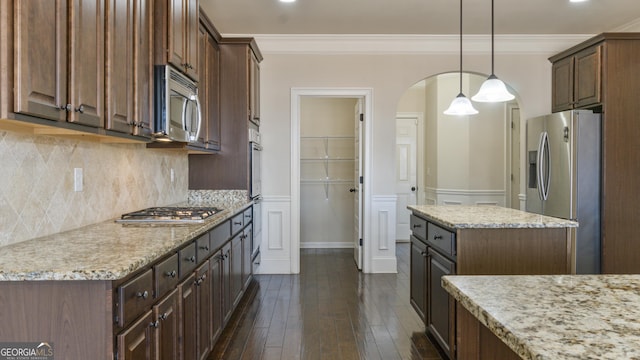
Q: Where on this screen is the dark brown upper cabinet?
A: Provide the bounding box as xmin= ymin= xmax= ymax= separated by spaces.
xmin=155 ymin=0 xmax=199 ymax=81
xmin=14 ymin=0 xmax=104 ymax=128
xmin=551 ymin=45 xmax=602 ymax=112
xmin=105 ymin=0 xmax=154 ymax=138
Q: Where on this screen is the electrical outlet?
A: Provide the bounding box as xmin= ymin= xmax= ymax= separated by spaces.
xmin=74 ymin=168 xmax=83 ymax=192
xmin=170 ymin=168 xmax=175 ymax=183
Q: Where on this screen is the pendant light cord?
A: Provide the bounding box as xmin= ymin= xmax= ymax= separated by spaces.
xmin=491 ymin=0 xmax=495 ymax=75
xmin=459 ymin=0 xmax=463 ymax=92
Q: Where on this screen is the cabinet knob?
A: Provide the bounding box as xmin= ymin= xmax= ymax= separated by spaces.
xmin=74 ymin=105 xmax=84 ymax=114
xmin=188 ymin=255 xmax=196 ymax=263
xmin=200 ymin=245 xmax=209 ymax=251
xmin=159 ymin=313 xmax=168 ymax=321
xmin=165 ymin=270 xmax=177 ymax=278
xmin=349 ymin=188 xmax=356 ymax=193
xmin=420 ymin=251 xmax=427 ymax=257
xmin=150 ymin=320 xmax=159 ymax=328
xmin=136 ymin=290 xmax=149 ymax=299
xmin=59 ymin=104 xmax=71 ymax=112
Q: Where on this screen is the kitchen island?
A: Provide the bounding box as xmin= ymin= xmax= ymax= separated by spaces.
xmin=0 ymin=190 xmax=254 ymax=359
xmin=443 ymin=274 xmax=640 ymax=360
xmin=408 ymin=205 xmax=578 ymax=359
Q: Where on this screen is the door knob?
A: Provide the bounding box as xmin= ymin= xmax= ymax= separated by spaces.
xmin=411 ymin=186 xmax=416 ymax=192
xmin=349 ymin=188 xmax=356 ymax=192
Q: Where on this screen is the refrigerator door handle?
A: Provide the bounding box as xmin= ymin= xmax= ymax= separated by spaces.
xmin=536 ymin=132 xmax=545 ymax=200
xmin=540 ymin=131 xmax=551 ymax=201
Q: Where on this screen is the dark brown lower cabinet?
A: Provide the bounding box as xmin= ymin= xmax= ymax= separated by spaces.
xmin=410 ymin=236 xmax=428 ymax=322
xmin=222 ymin=242 xmax=233 ymax=324
xmin=242 ymin=225 xmax=253 ymax=289
xmin=196 ymin=260 xmax=212 ymax=360
xmin=117 ymin=311 xmax=155 ymax=360
xmin=180 ymin=273 xmax=197 ymax=360
xmin=210 ymin=249 xmax=224 ymax=342
xmin=153 ymin=289 xmax=179 ymax=360
xmin=427 ymin=248 xmax=455 ymax=356
xmin=230 ymin=233 xmax=243 ymax=309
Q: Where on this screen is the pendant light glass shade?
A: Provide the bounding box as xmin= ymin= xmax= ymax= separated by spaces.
xmin=444 ymin=93 xmax=479 ymax=115
xmin=472 ymin=74 xmax=515 ymax=102
xmin=444 ymin=0 xmax=478 ymax=116
xmin=471 ymin=0 xmax=515 ymax=103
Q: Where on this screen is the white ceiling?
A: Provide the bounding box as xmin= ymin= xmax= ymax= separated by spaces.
xmin=201 ymin=0 xmax=640 ymax=36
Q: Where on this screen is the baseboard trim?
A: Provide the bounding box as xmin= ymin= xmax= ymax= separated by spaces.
xmin=300 ymin=242 xmax=353 ymax=249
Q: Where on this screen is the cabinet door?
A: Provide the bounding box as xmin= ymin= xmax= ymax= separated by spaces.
xmin=179 ymin=273 xmax=197 ymax=360
xmin=133 ymin=0 xmax=154 ymax=138
xmin=248 ymin=50 xmax=260 ymax=124
xmin=185 ymin=0 xmax=199 ymax=81
xmin=574 ymin=45 xmax=602 ymax=109
xmin=230 ymin=233 xmax=243 ymax=308
xmin=222 ymin=242 xmax=233 ymax=323
xmin=204 ymin=28 xmax=221 ymax=151
xmin=105 ymin=0 xmax=134 ymax=134
xmin=551 ymin=56 xmax=574 ymax=113
xmin=190 ymin=23 xmax=208 ymax=148
xmin=210 ymin=250 xmax=223 ymax=342
xmin=427 ymin=248 xmax=455 ymax=358
xmin=195 ymin=261 xmax=211 ymax=360
xmin=168 ymin=0 xmax=186 ymax=71
xmin=242 ymin=225 xmax=253 ymax=289
xmin=117 ymin=311 xmax=155 ymax=360
xmin=410 ymin=236 xmax=427 ymax=322
xmin=154 ymin=289 xmax=179 ymax=360
xmin=14 ymin=0 xmax=68 ymax=122
xmin=68 ymin=0 xmax=104 ymax=127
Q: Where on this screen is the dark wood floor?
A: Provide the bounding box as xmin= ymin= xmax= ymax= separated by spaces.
xmin=208 ymin=243 xmax=443 ymax=360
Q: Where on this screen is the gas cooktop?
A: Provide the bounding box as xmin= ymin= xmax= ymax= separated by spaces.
xmin=116 ymin=206 xmax=222 ymax=223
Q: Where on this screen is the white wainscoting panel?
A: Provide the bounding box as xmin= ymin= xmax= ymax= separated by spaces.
xmin=260 ymin=196 xmax=292 ymax=274
xmin=370 ymin=195 xmax=398 ymax=273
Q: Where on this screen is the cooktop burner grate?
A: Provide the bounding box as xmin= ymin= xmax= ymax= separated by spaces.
xmin=117 ymin=206 xmax=222 ymax=223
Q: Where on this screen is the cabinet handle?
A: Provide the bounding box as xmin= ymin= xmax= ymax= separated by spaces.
xmin=195 ymin=278 xmax=202 ymax=286
xmin=200 ymin=245 xmax=209 ymax=251
xmin=136 ymin=290 xmax=149 ymax=299
xmin=420 ymin=251 xmax=427 ymax=257
xmin=413 ymin=224 xmax=422 ymax=228
xmin=74 ymin=105 xmax=84 ymax=114
xmin=159 ymin=313 xmax=168 ymax=321
xmin=433 ymin=235 xmax=443 ymax=240
xmin=233 ymin=221 xmax=242 ymax=225
xmin=201 ymin=273 xmax=207 ymax=281
xmin=59 ymin=104 xmax=71 ymax=111
xmin=150 ymin=320 xmax=159 ymax=328
xmin=165 ymin=270 xmax=177 ymax=278
xmin=187 ymin=255 xmax=196 ymax=263
xmin=349 ymin=188 xmax=356 ymax=192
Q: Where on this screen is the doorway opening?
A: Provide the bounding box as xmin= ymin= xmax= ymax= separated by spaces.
xmin=291 ymin=88 xmax=372 ymax=273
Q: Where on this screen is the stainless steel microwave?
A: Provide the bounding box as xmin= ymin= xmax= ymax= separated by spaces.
xmin=153 ymin=65 xmax=202 ymax=142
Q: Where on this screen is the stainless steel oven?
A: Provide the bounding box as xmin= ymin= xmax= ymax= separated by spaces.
xmin=249 ymin=128 xmax=262 ymax=199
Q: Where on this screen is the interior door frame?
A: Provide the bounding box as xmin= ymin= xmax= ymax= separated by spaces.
xmin=291 ymin=88 xmax=373 ymax=273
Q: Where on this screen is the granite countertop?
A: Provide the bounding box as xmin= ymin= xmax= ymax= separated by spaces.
xmin=408 ymin=205 xmax=578 ymax=229
xmin=443 ymin=275 xmax=640 ymax=360
xmin=0 ymin=190 xmax=252 ymax=281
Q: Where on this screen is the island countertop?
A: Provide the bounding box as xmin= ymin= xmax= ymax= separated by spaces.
xmin=408 ymin=205 xmax=577 ymax=229
xmin=443 ymin=274 xmax=640 ymax=360
xmin=0 ymin=190 xmax=252 ymax=281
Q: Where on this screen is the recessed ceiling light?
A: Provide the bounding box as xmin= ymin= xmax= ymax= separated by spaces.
xmin=280 ymin=0 xmax=296 ymax=2
xmin=570 ymin=0 xmax=588 ymax=2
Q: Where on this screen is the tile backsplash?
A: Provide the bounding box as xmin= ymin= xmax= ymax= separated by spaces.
xmin=0 ymin=130 xmax=188 ymax=247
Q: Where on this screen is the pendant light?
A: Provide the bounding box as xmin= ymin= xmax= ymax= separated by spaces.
xmin=444 ymin=0 xmax=478 ymax=116
xmin=471 ymin=0 xmax=515 ymax=102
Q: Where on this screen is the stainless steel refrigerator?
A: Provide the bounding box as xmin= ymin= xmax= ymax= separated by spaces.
xmin=526 ymin=110 xmax=601 ymax=274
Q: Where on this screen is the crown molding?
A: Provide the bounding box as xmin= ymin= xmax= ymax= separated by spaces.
xmin=221 ymin=34 xmax=595 ymax=55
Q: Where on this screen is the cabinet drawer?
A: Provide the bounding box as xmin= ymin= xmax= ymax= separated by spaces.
xmin=179 ymin=242 xmax=198 ymax=277
xmin=118 ymin=269 xmax=154 ymax=327
xmin=154 ymin=253 xmax=179 ymax=299
xmin=243 ymin=207 xmax=252 ymax=224
xmin=410 ymin=214 xmax=427 ymax=240
xmin=196 ymin=232 xmax=212 ymax=262
xmin=231 ymin=213 xmax=244 ymax=235
xmin=211 ymin=220 xmax=231 ymax=251
xmin=427 ymin=223 xmax=456 ymax=258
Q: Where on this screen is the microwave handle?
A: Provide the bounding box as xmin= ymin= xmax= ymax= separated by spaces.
xmin=188 ymin=94 xmax=202 ymax=142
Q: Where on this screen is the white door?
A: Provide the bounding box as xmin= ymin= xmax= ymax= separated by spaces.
xmin=353 ymin=100 xmax=364 ymax=269
xmin=395 ymin=117 xmax=418 ymax=241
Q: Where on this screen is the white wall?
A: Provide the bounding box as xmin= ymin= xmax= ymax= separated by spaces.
xmin=256 ymin=35 xmax=594 ymax=273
